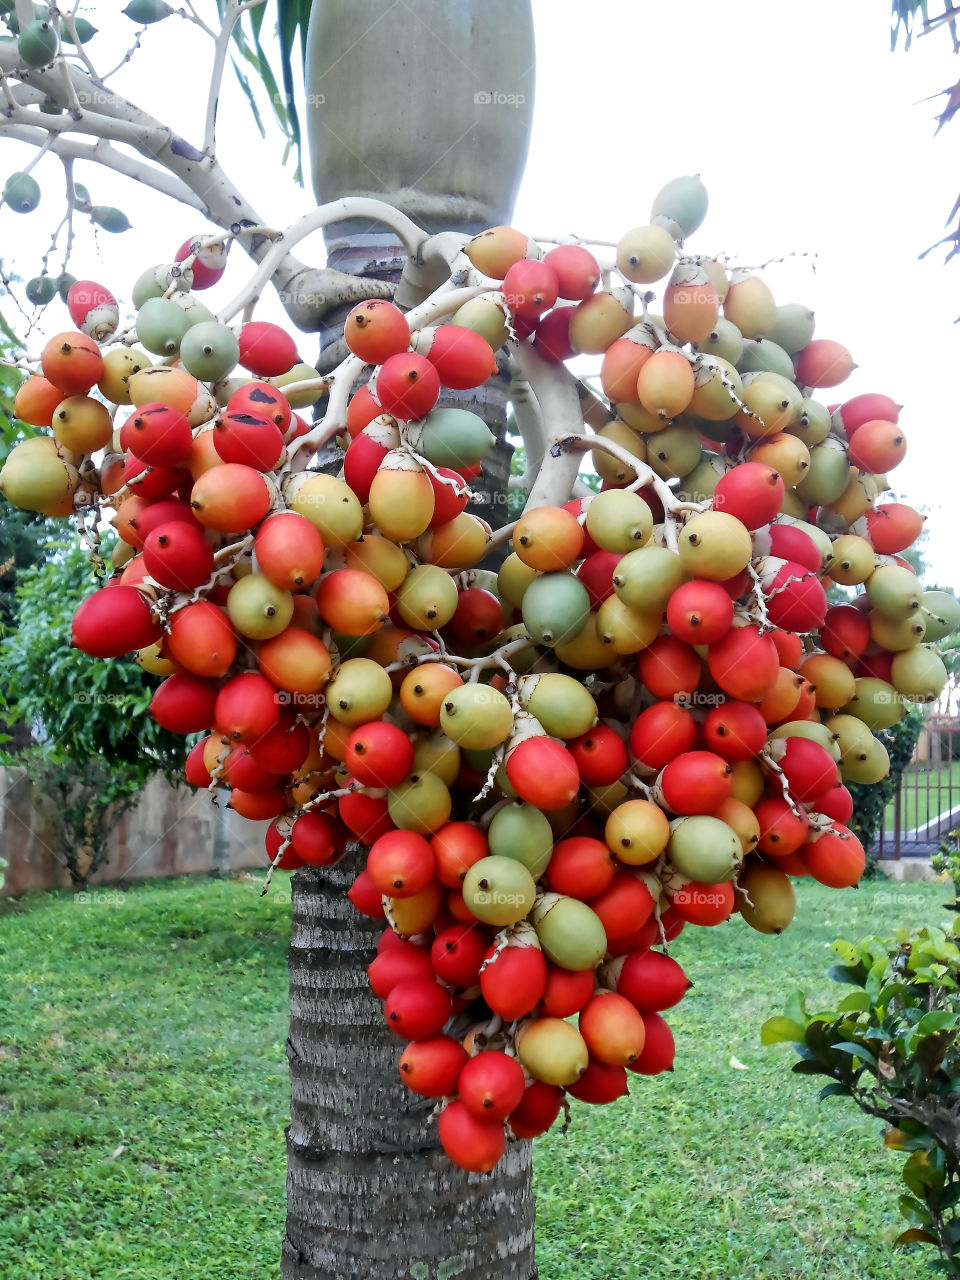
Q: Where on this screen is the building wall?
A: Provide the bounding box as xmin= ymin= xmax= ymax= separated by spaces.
xmin=0 ymin=768 xmax=270 ymax=897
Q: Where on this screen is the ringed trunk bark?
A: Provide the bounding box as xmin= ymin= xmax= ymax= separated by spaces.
xmin=283 ymin=853 xmax=538 ymax=1279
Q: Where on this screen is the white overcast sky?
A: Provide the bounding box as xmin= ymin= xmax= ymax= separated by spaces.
xmin=3 ymin=1 xmax=958 ymax=591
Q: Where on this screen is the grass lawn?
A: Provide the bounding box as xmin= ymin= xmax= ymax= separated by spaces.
xmin=885 ymin=760 xmax=960 ymax=834
xmin=0 ymin=872 xmax=950 ymax=1280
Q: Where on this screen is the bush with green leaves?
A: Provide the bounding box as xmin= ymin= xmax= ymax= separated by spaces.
xmin=0 ymin=539 xmax=188 ymax=883
xmin=765 ymin=926 xmax=960 ymax=1274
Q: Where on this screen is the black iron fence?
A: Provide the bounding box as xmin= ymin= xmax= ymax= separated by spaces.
xmin=875 ymin=720 xmax=960 ymax=859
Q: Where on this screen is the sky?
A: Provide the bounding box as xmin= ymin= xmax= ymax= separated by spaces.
xmin=2 ymin=0 xmax=958 ymax=590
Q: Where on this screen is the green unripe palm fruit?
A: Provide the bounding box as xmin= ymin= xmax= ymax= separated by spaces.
xmin=487 ymin=801 xmax=554 ymax=880
xmin=737 ymin=338 xmax=795 ymax=380
xmin=179 ymin=321 xmax=241 ymax=382
xmin=409 ymin=407 xmax=494 ymax=469
xmin=584 ymin=489 xmax=653 ymax=553
xmin=3 ymin=171 xmax=40 ymax=213
xmin=518 ymin=672 xmax=597 ymax=739
xmin=668 ymin=815 xmax=741 ymax=883
xmin=439 ymin=683 xmax=514 ymax=751
xmin=650 ymin=174 xmax=709 ymax=240
xmin=517 ymin=1017 xmax=589 ymax=1086
xmin=766 ymin=303 xmax=816 ymax=355
xmin=387 ymin=772 xmax=452 ymax=836
xmin=25 ymin=275 xmax=56 ymax=305
xmin=394 ymin=563 xmax=459 ymax=630
xmin=531 ymin=893 xmax=607 ymax=970
xmin=922 ymin=590 xmax=960 ymax=643
xmin=736 ymin=865 xmax=796 ymax=935
xmin=325 ymin=658 xmax=393 ymax=726
xmin=521 ymin=571 xmax=590 ymax=647
xmin=842 ymin=677 xmax=904 ymax=731
xmin=17 ymin=19 xmax=58 ymax=67
xmin=697 ymin=316 xmax=743 ymax=364
xmin=612 ymin=544 xmax=685 ymax=612
xmin=866 ymin=564 xmax=923 ymax=621
xmin=90 ymin=205 xmax=131 ymax=233
xmin=890 ymin=646 xmax=948 ymax=703
xmin=462 ymin=855 xmax=536 ymax=926
xmin=136 ymin=296 xmax=193 ymax=356
xmin=840 ymin=735 xmax=890 ymax=785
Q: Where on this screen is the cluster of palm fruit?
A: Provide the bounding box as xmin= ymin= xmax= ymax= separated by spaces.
xmin=1 ymin=176 xmax=956 ymax=1174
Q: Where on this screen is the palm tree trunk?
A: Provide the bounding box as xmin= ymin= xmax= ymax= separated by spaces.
xmin=282 ymin=853 xmax=538 ymax=1279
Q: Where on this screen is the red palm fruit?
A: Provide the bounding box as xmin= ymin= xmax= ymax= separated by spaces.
xmin=565 ymin=1058 xmax=629 ymax=1104
xmin=175 ymin=237 xmax=228 ymax=289
xmin=343 ymin=419 xmax=399 ymax=502
xmin=122 ymin=403 xmax=193 ymax=466
xmin=629 ymin=702 xmax=697 ymax=772
xmin=265 ymin=827 xmax=304 ymax=870
xmin=480 ymin=943 xmax=547 ymax=1020
xmin=538 ymin=965 xmax=596 ymax=1018
xmin=214 ymin=672 xmax=280 ymax=744
xmin=223 ymin=747 xmax=285 ymax=794
xmin=459 ymin=1051 xmax=526 ymax=1121
xmin=513 ymin=504 xmax=584 ymax=572
xmin=149 ymin=671 xmax=217 ymax=734
xmin=579 ymin=992 xmax=647 ymax=1066
xmin=430 ymin=924 xmax=490 ymax=988
xmin=770 ymin=737 xmax=839 ymax=803
xmin=339 ymin=789 xmax=395 ymax=846
xmin=419 ymin=324 xmax=496 ymax=389
xmin=317 ymin=569 xmax=390 ymax=636
xmin=119 ymin=555 xmax=149 ymax=586
xmin=657 ymin=751 xmax=733 ymax=815
xmin=703 ymin=702 xmax=767 ymax=762
xmin=576 ymin=550 xmax=621 ymax=608
xmin=508 ymin=1081 xmax=564 ymax=1138
xmin=445 ymin=887 xmax=475 ymax=924
xmin=563 ymin=497 xmax=599 ymax=554
xmin=506 ymin=738 xmax=580 ymax=811
xmin=854 ymin=650 xmax=895 ymax=682
xmin=599 ymin=335 xmax=654 ymax=402
xmin=502 ymin=258 xmax=559 ymax=323
xmin=227 ymin=382 xmax=292 ymax=433
xmin=344 ymin=299 xmax=410 ymax=363
xmin=717 ymin=566 xmax=752 ymax=602
xmin=837 ymin=392 xmax=900 ymax=435
xmin=142 ymin=521 xmax=214 ymax=590
xmin=166 ymin=600 xmax=237 ymax=678
xmin=666 ymin=579 xmax=734 ymax=645
xmin=124 ymin=455 xmax=183 ymax=502
xmin=446 ymin=588 xmax=504 ymax=646
xmin=290 ymin=811 xmax=342 ymax=867
xmin=112 ymin=497 xmax=151 ymax=549
xmin=794 ymin=338 xmax=855 ymax=388
xmin=228 ymin=787 xmax=288 ymax=821
xmin=770 ymin=628 xmax=804 ymax=669
xmin=398 ymin=1036 xmax=469 ymax=1098
xmin=258 ymin=627 xmax=332 ymax=696
xmin=213 ymin=409 xmax=284 ymax=471
xmin=636 ymin=636 xmax=702 ymax=701
xmin=569 ymin=725 xmax=628 ymax=787
xmin=801 ymin=824 xmax=865 ymax=888
xmin=345 ymin=721 xmax=415 ymax=788
xmin=14 ymin=374 xmax=65 ymax=426
xmin=431 ymin=822 xmax=489 ymax=888
xmin=533 ymin=306 xmax=576 ymax=363
xmin=708 ymin=625 xmax=780 ymax=701
xmin=815 ymin=784 xmax=854 ymax=824
xmin=367 ymin=942 xmax=435 ymax=999
xmin=133 ymin=498 xmax=201 ymax=541
xmin=437 ymin=1100 xmax=505 ymax=1173
xmin=761 ymin=560 xmax=828 ymax=632
xmin=190 ymin=463 xmax=273 ymax=532
xmin=792 ymin=676 xmax=818 ymax=720
xmin=249 ymin=717 xmax=311 ymax=774
xmin=543 ymin=244 xmax=600 ymax=300
xmin=865 ymin=503 xmax=924 ymax=555
xmin=614 ymin=949 xmax=690 ymax=1013
xmin=347 ymin=870 xmax=387 ymax=919
xmin=754 ymin=795 xmax=810 ymax=857
xmin=766 ymin=524 xmax=821 ymax=573
xmin=427 ymin=466 xmax=470 ymax=526
xmin=375 ymin=352 xmax=440 ymax=421
xmin=346 ymin=384 xmax=382 ymax=438
xmin=384 ymin=979 xmax=453 ymax=1040
xmin=543 ymin=837 xmax=616 ymax=901
xmin=629 ymin=1012 xmax=676 ymax=1075
xmin=41 ymin=330 xmax=104 ymax=394
xmin=72 ymin=585 xmax=161 ymax=658
xmin=590 ymin=873 xmax=655 ymax=945
xmin=712 ymin=462 xmax=784 ymax=530
xmin=848 ymin=419 xmax=907 ymax=472
xmin=237 ymin=320 xmax=298 ymax=377
xmin=366 ymin=830 xmax=435 ymax=899
xmin=670 ymin=880 xmax=735 ymax=926
xmin=755 ymin=668 xmax=805 ymax=726
xmin=184 ymin=737 xmax=212 ymax=788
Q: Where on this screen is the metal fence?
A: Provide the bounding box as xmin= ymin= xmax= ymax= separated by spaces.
xmin=875 ymin=720 xmax=960 ymax=859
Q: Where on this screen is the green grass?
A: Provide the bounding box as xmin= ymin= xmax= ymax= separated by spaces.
xmin=0 ymin=873 xmax=950 ymax=1280
xmin=885 ymin=761 xmax=960 ymax=833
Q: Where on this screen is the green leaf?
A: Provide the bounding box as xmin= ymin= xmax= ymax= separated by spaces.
xmin=836 ymin=990 xmax=873 ymax=1013
xmin=818 ymin=1082 xmax=852 ymax=1100
xmin=784 ymin=990 xmax=809 ymax=1026
xmin=917 ymin=1009 xmax=960 ymax=1036
xmin=827 ymin=964 xmax=864 ymax=985
xmin=230 ymin=62 xmax=266 ymax=139
xmin=762 ymin=1016 xmax=807 ymax=1046
xmin=792 ymin=1059 xmax=833 ymax=1076
xmin=830 ymin=1042 xmax=879 ymax=1067
xmin=895 ymin=1228 xmax=937 ymax=1246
